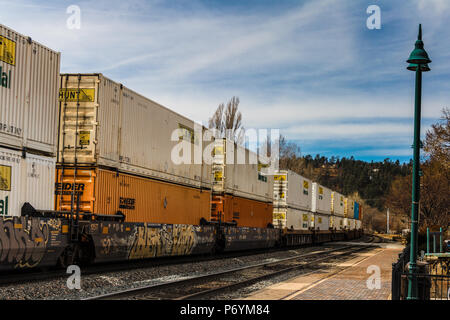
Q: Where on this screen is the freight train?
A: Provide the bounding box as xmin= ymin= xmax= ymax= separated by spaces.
xmin=0 ymin=24 xmax=362 ymax=271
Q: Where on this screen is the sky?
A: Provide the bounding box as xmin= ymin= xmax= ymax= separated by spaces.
xmin=1 ymin=0 xmax=449 ymax=163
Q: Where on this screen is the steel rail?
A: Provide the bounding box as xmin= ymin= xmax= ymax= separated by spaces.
xmin=85 ymin=240 xmax=374 ymax=300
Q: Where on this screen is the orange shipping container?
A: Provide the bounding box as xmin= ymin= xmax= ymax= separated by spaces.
xmin=211 ymin=195 xmax=273 ymax=228
xmin=55 ymin=167 xmax=211 ymax=225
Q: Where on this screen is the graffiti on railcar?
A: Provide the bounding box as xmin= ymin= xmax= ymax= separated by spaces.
xmin=0 ymin=216 xmax=60 ymax=268
xmin=97 ymin=223 xmax=129 ymax=257
xmin=171 ymin=225 xmax=197 ymax=256
xmin=128 ymin=224 xmax=198 ymax=259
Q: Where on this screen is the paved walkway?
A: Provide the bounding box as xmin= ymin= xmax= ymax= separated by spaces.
xmin=245 ymin=243 xmax=403 ymax=300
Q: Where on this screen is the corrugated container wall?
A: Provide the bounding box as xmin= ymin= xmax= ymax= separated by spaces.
xmin=311 ymin=182 xmax=332 ymax=215
xmin=330 ymin=216 xmax=343 ymax=230
xmin=331 ymin=191 xmax=345 ymax=216
xmin=344 ymin=198 xmax=354 ymax=218
xmin=273 ymin=170 xmax=312 ymax=211
xmin=354 ymin=201 xmax=360 ymax=220
xmin=0 ymin=147 xmax=55 ymax=216
xmin=58 ymin=74 xmax=211 ymax=189
xmin=283 ymin=208 xmax=312 ymax=231
xmin=0 ymin=24 xmax=60 ymax=155
xmin=221 ymin=194 xmax=273 ymax=228
xmin=212 ymin=139 xmax=272 ymax=202
xmin=349 ymin=219 xmax=356 ymax=230
xmin=312 ymin=213 xmax=329 ymax=231
xmin=55 ymin=167 xmax=211 ymax=225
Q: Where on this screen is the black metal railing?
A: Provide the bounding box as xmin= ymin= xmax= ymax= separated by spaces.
xmin=392 ymin=246 xmax=410 ymax=300
xmin=400 ymin=273 xmax=450 ymax=300
xmin=392 ymin=245 xmax=450 ymax=300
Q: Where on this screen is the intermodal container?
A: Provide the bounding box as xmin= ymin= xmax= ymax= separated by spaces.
xmin=0 ymin=24 xmax=60 ymax=155
xmin=311 ymin=182 xmax=332 ymax=215
xmin=343 ymin=218 xmax=348 ymax=229
xmin=55 ymin=167 xmax=211 ymax=225
xmin=312 ymin=213 xmax=330 ymax=231
xmin=344 ymin=197 xmax=354 ymax=218
xmin=211 ymin=194 xmax=272 ymax=228
xmin=211 ymin=139 xmax=272 ymax=202
xmin=272 ymin=207 xmax=312 ymax=230
xmin=330 ymin=215 xmax=344 ymax=230
xmin=0 ymin=147 xmax=55 ymax=216
xmin=356 ymin=220 xmax=362 ymax=230
xmin=273 ymin=170 xmax=312 ymax=211
xmin=58 ymin=74 xmax=211 ymax=189
xmin=349 ymin=218 xmax=356 ymax=230
xmin=354 ymin=201 xmax=360 ymax=220
xmin=331 ymin=191 xmax=345 ymax=216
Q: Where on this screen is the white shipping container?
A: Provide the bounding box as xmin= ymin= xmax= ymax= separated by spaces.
xmin=273 ymin=206 xmax=311 ymax=230
xmin=212 ymin=139 xmax=272 ymax=202
xmin=0 ymin=147 xmax=55 ymax=216
xmin=344 ymin=198 xmax=354 ymax=218
xmin=356 ymin=220 xmax=362 ymax=230
xmin=312 ymin=213 xmax=329 ymax=231
xmin=311 ymin=182 xmax=332 ymax=215
xmin=273 ymin=170 xmax=312 ymax=211
xmin=0 ymin=24 xmax=60 ymax=155
xmin=272 ymin=207 xmax=286 ymax=229
xmin=331 ymin=191 xmax=345 ymax=216
xmin=349 ymin=219 xmax=356 ymax=230
xmin=330 ymin=215 xmax=344 ymax=230
xmin=58 ymin=74 xmax=211 ymax=189
xmin=343 ymin=217 xmax=349 ymax=229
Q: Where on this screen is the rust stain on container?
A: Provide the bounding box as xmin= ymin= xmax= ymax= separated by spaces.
xmin=56 ymin=167 xmax=211 ymax=225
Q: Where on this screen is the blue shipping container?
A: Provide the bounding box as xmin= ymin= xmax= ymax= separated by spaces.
xmin=354 ymin=202 xmax=359 ymax=220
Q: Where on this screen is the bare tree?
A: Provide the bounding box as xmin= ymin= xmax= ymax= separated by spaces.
xmin=386 ymin=108 xmax=450 ymax=232
xmin=425 ymin=107 xmax=450 ymax=166
xmin=278 ymin=135 xmax=305 ymax=173
xmin=208 ymin=96 xmax=244 ymax=144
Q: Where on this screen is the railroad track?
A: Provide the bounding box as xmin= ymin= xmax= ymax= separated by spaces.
xmin=85 ymin=243 xmax=374 ymax=300
xmin=0 ymin=242 xmax=344 ymax=286
xmin=0 ymin=235 xmax=371 ymax=288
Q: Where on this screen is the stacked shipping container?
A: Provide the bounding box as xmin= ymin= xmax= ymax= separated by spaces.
xmin=209 ymin=138 xmax=273 ymax=228
xmin=211 ymin=139 xmax=272 ymax=202
xmin=56 ymin=74 xmax=213 ymax=225
xmin=330 ymin=191 xmax=345 ymax=230
xmin=58 ymin=74 xmax=211 ymax=189
xmin=311 ymin=182 xmax=332 ymax=230
xmin=57 ymin=74 xmax=273 ymax=228
xmin=272 ymin=170 xmax=312 ymax=230
xmin=0 ymin=148 xmax=55 ymax=215
xmin=272 ymin=171 xmax=362 ymax=232
xmin=0 ymin=25 xmax=60 ymax=155
xmin=0 ymin=24 xmax=60 ymax=216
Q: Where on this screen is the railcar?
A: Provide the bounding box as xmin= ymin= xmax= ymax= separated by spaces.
xmin=0 ymin=24 xmax=362 ymax=272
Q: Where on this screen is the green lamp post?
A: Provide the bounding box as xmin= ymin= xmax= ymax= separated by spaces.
xmin=406 ymin=24 xmax=431 ymax=300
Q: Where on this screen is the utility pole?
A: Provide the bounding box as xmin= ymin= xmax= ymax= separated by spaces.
xmin=387 ymin=208 xmax=390 ymax=234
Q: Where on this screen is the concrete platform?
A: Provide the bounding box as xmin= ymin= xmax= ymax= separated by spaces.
xmin=244 ymin=246 xmax=403 ymax=300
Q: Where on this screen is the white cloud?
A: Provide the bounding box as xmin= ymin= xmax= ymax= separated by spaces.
xmin=417 ymin=0 xmax=450 ymax=13
xmin=0 ymin=0 xmax=448 ymax=160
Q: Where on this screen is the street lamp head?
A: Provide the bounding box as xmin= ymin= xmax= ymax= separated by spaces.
xmin=407 ymin=63 xmax=431 ymax=72
xmin=407 ymin=24 xmax=432 ymax=66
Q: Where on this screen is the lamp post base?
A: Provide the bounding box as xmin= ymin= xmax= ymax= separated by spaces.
xmin=407 ymin=262 xmax=419 ymax=300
